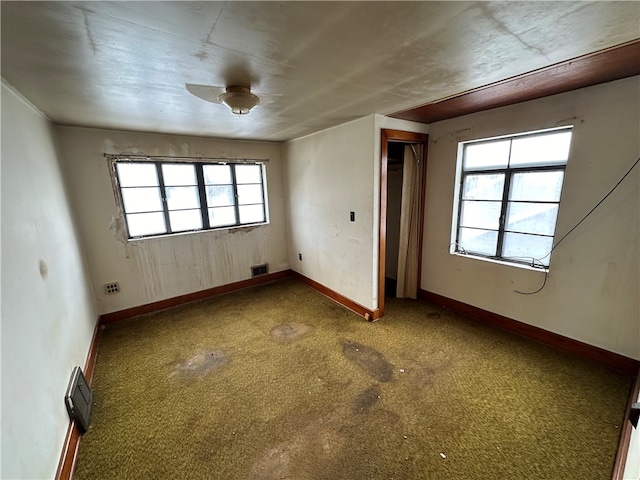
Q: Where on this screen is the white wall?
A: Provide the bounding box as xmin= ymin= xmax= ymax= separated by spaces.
xmin=422 ymin=76 xmax=640 ymax=360
xmin=55 ymin=127 xmax=290 ymax=315
xmin=284 ymin=116 xmax=377 ymax=309
xmin=1 ymin=83 xmax=97 ymax=479
xmin=284 ymin=115 xmax=428 ymax=311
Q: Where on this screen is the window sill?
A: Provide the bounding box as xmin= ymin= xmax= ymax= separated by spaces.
xmin=127 ymin=222 xmax=269 ymax=242
xmin=449 ymin=251 xmax=548 ymax=272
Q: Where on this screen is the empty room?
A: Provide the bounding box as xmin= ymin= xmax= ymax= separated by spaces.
xmin=1 ymin=2 xmax=639 ymax=479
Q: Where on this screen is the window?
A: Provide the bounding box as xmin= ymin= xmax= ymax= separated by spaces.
xmin=452 ymin=128 xmax=572 ymax=267
xmin=113 ymin=160 xmax=268 ymax=239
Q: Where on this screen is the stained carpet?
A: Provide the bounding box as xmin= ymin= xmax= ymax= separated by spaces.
xmin=74 ymin=279 xmax=632 ymax=479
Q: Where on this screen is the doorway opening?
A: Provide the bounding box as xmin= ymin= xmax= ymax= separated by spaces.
xmin=378 ymin=129 xmax=429 ymax=318
xmin=384 ymin=142 xmax=405 ymax=299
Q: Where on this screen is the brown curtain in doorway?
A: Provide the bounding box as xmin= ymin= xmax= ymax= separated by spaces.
xmin=396 ymin=144 xmax=422 ymax=299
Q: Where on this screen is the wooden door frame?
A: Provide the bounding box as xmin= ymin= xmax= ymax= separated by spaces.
xmin=378 ymin=129 xmax=429 ymax=318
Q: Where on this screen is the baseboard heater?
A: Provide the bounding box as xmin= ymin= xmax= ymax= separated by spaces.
xmin=64 ymin=366 xmax=93 ymax=433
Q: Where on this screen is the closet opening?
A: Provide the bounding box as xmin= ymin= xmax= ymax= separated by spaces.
xmin=378 ymin=129 xmax=429 ymax=318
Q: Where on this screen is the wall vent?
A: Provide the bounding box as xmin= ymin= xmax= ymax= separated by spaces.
xmin=64 ymin=366 xmax=93 ymax=433
xmin=104 ymin=282 xmax=120 ymax=294
xmin=251 ymin=264 xmax=268 ymax=277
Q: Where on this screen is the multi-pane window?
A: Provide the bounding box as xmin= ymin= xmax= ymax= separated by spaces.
xmin=114 ymin=160 xmax=267 ymax=239
xmin=452 ymin=128 xmax=572 ymax=267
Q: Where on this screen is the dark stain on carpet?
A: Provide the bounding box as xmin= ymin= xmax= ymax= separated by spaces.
xmin=353 ymin=385 xmax=381 ymax=413
xmin=170 ymin=349 xmax=229 ymax=378
xmin=270 ymin=323 xmax=313 ymax=343
xmin=341 ymin=340 xmax=394 ymax=382
xmin=251 ymin=403 xmax=403 ymax=480
xmin=427 ymin=312 xmax=441 ymax=319
xmin=195 ymin=428 xmax=227 ymax=463
xmin=412 ymin=351 xmax=452 ymax=389
xmin=250 ymin=407 xmax=347 ymax=480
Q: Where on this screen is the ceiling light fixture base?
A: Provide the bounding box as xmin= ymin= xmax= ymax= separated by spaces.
xmin=218 ymin=86 xmax=259 ymax=115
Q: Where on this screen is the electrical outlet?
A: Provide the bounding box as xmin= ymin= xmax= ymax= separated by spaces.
xmin=299 ymin=253 xmax=302 ymax=261
xmin=104 ymin=282 xmax=120 ymax=294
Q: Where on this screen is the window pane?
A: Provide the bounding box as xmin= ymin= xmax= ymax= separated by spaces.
xmin=510 ymin=131 xmax=572 ymax=167
xmin=117 ymin=163 xmax=158 ymax=187
xmin=509 ymin=171 xmax=564 ymax=201
xmin=239 ymin=204 xmax=265 ymax=224
xmin=458 ymin=227 xmax=498 ymax=256
xmin=208 ymin=206 xmax=236 ymax=227
xmin=460 ymin=201 xmax=501 ymax=230
xmin=169 ymin=209 xmax=202 ymax=232
xmin=463 ymin=140 xmax=510 ymax=170
xmin=506 ymin=202 xmax=559 ymax=235
xmin=235 ymin=164 xmax=262 ymax=184
xmin=162 ymin=164 xmax=196 ymax=186
xmin=165 ymin=186 xmax=200 ymax=210
xmin=237 ymin=184 xmax=263 ymax=205
xmin=126 ymin=212 xmax=166 ymax=237
xmin=502 ymin=232 xmax=554 ymax=266
xmin=462 ymin=174 xmax=505 ymax=200
xmin=206 ymin=185 xmax=234 ymax=207
xmin=203 ymin=165 xmax=232 ymax=185
xmin=121 ymin=187 xmax=162 ymax=213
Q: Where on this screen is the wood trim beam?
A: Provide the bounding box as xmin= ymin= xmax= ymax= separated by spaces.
xmin=612 ymin=368 xmax=640 ymax=480
xmin=99 ymin=270 xmax=291 ymax=324
xmin=391 ymin=39 xmax=640 ymax=124
xmin=378 ymin=131 xmax=389 ymax=318
xmin=55 ymin=321 xmax=102 ymax=480
xmin=419 ymin=289 xmax=639 ymax=374
xmin=416 ymin=140 xmax=429 ymax=304
xmin=291 ymin=270 xmax=379 ymax=321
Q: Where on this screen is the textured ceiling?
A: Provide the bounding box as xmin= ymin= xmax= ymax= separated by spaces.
xmin=2 ymin=1 xmax=639 ymax=141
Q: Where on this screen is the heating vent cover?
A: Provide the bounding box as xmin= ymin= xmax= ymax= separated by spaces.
xmin=65 ymin=366 xmax=93 ymax=433
xmin=251 ymin=264 xmax=268 ymax=277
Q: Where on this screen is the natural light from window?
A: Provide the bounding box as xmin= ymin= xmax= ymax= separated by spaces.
xmin=114 ymin=160 xmax=268 ymax=239
xmin=452 ymin=128 xmax=572 ymax=268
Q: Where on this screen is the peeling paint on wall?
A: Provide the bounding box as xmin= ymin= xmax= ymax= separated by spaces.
xmin=430 ymin=127 xmax=473 ymax=145
xmin=229 ymin=225 xmax=259 ymax=234
xmin=133 ymin=242 xmax=162 ymax=302
xmin=126 ymin=226 xmax=272 ymax=303
xmin=103 ymin=139 xmax=146 ymax=155
xmin=109 ymin=215 xmax=131 ymax=258
xmin=56 ymin=126 xmax=289 ymax=314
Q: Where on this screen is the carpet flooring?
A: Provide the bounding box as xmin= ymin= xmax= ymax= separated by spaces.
xmin=74 ymin=279 xmax=632 ymax=479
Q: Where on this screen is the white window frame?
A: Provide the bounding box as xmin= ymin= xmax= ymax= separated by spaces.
xmin=451 ymin=127 xmax=572 ymax=268
xmin=109 ymin=156 xmax=269 ymax=239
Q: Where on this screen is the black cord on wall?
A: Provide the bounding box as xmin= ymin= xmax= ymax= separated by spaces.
xmin=514 ymin=156 xmax=640 ymax=295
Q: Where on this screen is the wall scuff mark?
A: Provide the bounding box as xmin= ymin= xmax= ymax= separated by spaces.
xmin=39 ymin=259 xmax=48 ymax=279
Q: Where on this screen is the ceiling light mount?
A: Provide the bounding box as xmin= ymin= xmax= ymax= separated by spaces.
xmin=218 ymin=86 xmax=259 ymax=115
